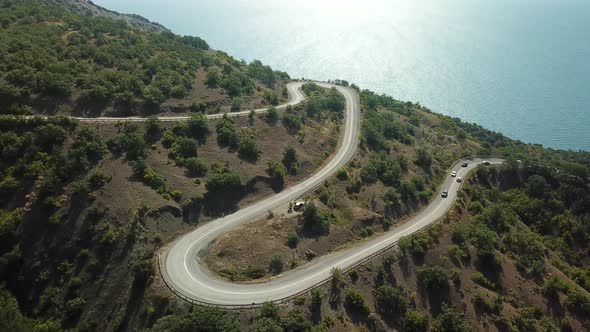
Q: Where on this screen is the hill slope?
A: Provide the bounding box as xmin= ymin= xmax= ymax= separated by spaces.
xmin=0 ymin=1 xmax=589 ymax=332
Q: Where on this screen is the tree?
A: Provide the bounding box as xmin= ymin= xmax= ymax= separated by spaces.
xmin=404 ymin=310 xmax=429 ymax=332
xmin=431 ymin=305 xmax=468 ymax=332
xmin=266 ymin=160 xmax=287 ymax=185
xmin=270 ymin=253 xmax=284 ymax=274
xmin=282 ymin=145 xmax=299 ymax=174
xmin=0 ymin=287 xmax=31 ymax=331
xmin=282 ymin=113 xmax=302 ymax=132
xmin=415 ymin=148 xmax=432 ymax=169
xmin=286 ymin=232 xmax=299 ymax=248
xmin=206 ymin=68 xmax=220 ymax=88
xmin=344 ymin=289 xmax=370 ymax=315
xmin=149 ymin=307 xmax=240 ymax=332
xmin=251 ymin=318 xmax=282 ymax=332
xmin=171 ymin=137 xmax=198 ymax=160
xmin=266 ymin=106 xmax=279 ymax=124
xmin=185 ymin=157 xmax=207 ymax=177
xmin=186 ymin=114 xmax=210 ymax=143
xmin=417 ymin=266 xmax=450 ymax=291
xmin=237 ymin=135 xmax=260 ymax=160
xmin=280 ymin=308 xmax=311 ymax=332
xmin=146 ymin=116 xmax=164 ymax=140
xmin=259 ymin=301 xmax=280 ymax=320
xmin=375 ymin=284 xmax=409 ymax=318
xmin=302 ymin=202 xmax=330 ymax=235
xmin=526 ymin=175 xmax=549 ymax=198
xmin=205 ymin=169 xmax=242 ymax=193
xmin=216 ymin=115 xmax=238 ymax=147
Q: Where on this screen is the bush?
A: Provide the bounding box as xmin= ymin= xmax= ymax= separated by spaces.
xmin=375 ymin=284 xmax=408 ymax=317
xmin=185 ymin=157 xmax=207 ymax=177
xmin=564 ymin=289 xmax=590 ymax=316
xmin=259 ymin=301 xmax=280 ymax=319
xmin=417 ymin=266 xmax=450 ymax=290
xmin=282 ymin=113 xmax=302 ymax=132
xmin=245 ymin=266 xmax=266 ymax=279
xmin=302 ymin=202 xmax=330 ymax=235
xmin=282 ymin=145 xmax=299 ymax=174
xmin=286 ymin=232 xmax=299 ymax=248
xmin=344 ymin=289 xmax=370 ymax=315
xmin=270 ymin=253 xmax=284 ymax=274
xmin=149 ymin=307 xmax=240 ymax=332
xmin=471 ymin=272 xmax=495 ymax=290
xmin=171 ymin=136 xmax=198 ymax=160
xmin=266 ymin=106 xmax=279 ymax=124
xmin=237 ymin=136 xmax=260 ymax=160
xmin=404 ymin=310 xmax=429 ymax=332
xmin=266 ymin=160 xmax=287 ymax=184
xmin=205 ymin=169 xmax=242 ymax=193
xmin=398 ymin=233 xmax=430 ymax=257
xmin=431 ymin=305 xmax=468 ymax=332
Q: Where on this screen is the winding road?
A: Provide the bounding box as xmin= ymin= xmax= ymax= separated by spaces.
xmin=157 ymin=81 xmax=504 ymax=307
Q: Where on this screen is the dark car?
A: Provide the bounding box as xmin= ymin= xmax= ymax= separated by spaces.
xmin=441 ymin=190 xmax=448 ymax=198
xmin=483 ymin=161 xmax=491 ymax=165
xmin=461 ymin=162 xmax=468 ymax=167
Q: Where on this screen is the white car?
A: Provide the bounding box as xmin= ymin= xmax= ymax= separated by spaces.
xmin=451 ymin=171 xmax=457 ymax=177
xmin=456 ymin=177 xmax=463 ymax=182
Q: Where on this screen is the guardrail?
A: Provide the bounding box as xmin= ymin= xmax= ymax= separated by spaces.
xmin=157 ymin=157 xmax=503 ymax=309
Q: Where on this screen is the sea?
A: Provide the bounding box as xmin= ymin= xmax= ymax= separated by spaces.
xmin=95 ymin=0 xmax=590 ymax=151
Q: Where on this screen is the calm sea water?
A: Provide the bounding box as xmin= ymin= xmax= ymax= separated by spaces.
xmin=95 ymin=0 xmax=590 ymax=151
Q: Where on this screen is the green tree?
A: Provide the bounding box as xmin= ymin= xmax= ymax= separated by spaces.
xmin=251 ymin=318 xmax=282 ymax=332
xmin=238 ymin=135 xmax=260 ymax=160
xmin=266 ymin=106 xmax=279 ymax=124
xmin=266 ymin=160 xmax=287 ymax=185
xmin=171 ymin=137 xmax=198 ymax=160
xmin=282 ymin=145 xmax=299 ymax=174
xmin=206 ymin=68 xmax=220 ymax=88
xmin=404 ymin=310 xmax=429 ymax=332
xmin=205 ymin=169 xmax=242 ymax=193
xmin=186 ymin=114 xmax=210 ymax=143
xmin=270 ymin=253 xmax=284 ymax=274
xmin=431 ymin=305 xmax=468 ymax=332
xmin=149 ymin=307 xmax=240 ymax=332
xmin=375 ymin=284 xmax=409 ymax=317
xmin=417 ymin=266 xmax=450 ymax=291
xmin=344 ymin=289 xmax=370 ymax=315
xmin=185 ymin=157 xmax=207 ymax=177
xmin=302 ymin=202 xmax=330 ymax=235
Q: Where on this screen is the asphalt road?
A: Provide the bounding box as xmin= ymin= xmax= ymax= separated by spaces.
xmin=25 ymin=81 xmax=307 ymax=123
xmin=158 ymin=81 xmax=504 ymax=306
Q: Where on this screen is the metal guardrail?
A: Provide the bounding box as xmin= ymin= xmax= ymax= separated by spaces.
xmin=157 ymin=156 xmax=503 ymax=309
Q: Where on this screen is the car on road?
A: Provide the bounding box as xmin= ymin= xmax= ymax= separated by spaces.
xmin=483 ymin=161 xmax=490 ymax=165
xmin=461 ymin=162 xmax=468 ymax=167
xmin=441 ymin=190 xmax=448 ymax=198
xmin=456 ymin=177 xmax=462 ymax=182
xmin=451 ymin=170 xmax=457 ymax=177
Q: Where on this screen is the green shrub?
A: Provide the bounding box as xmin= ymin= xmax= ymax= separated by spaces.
xmin=471 ymin=272 xmax=495 ymax=290
xmin=375 ymin=284 xmax=408 ymax=317
xmin=270 ymin=253 xmax=284 ymax=274
xmin=185 ymin=157 xmax=207 ymax=177
xmin=417 ymin=266 xmax=450 ymax=290
xmin=286 ymin=232 xmax=299 ymax=248
xmin=344 ymin=289 xmax=370 ymax=315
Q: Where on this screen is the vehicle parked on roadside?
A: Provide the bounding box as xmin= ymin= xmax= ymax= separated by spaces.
xmin=451 ymin=171 xmax=457 ymax=177
xmin=456 ymin=177 xmax=462 ymax=182
xmin=461 ymin=162 xmax=468 ymax=167
xmin=483 ymin=160 xmax=490 ymax=165
xmin=293 ymin=201 xmax=305 ymax=211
